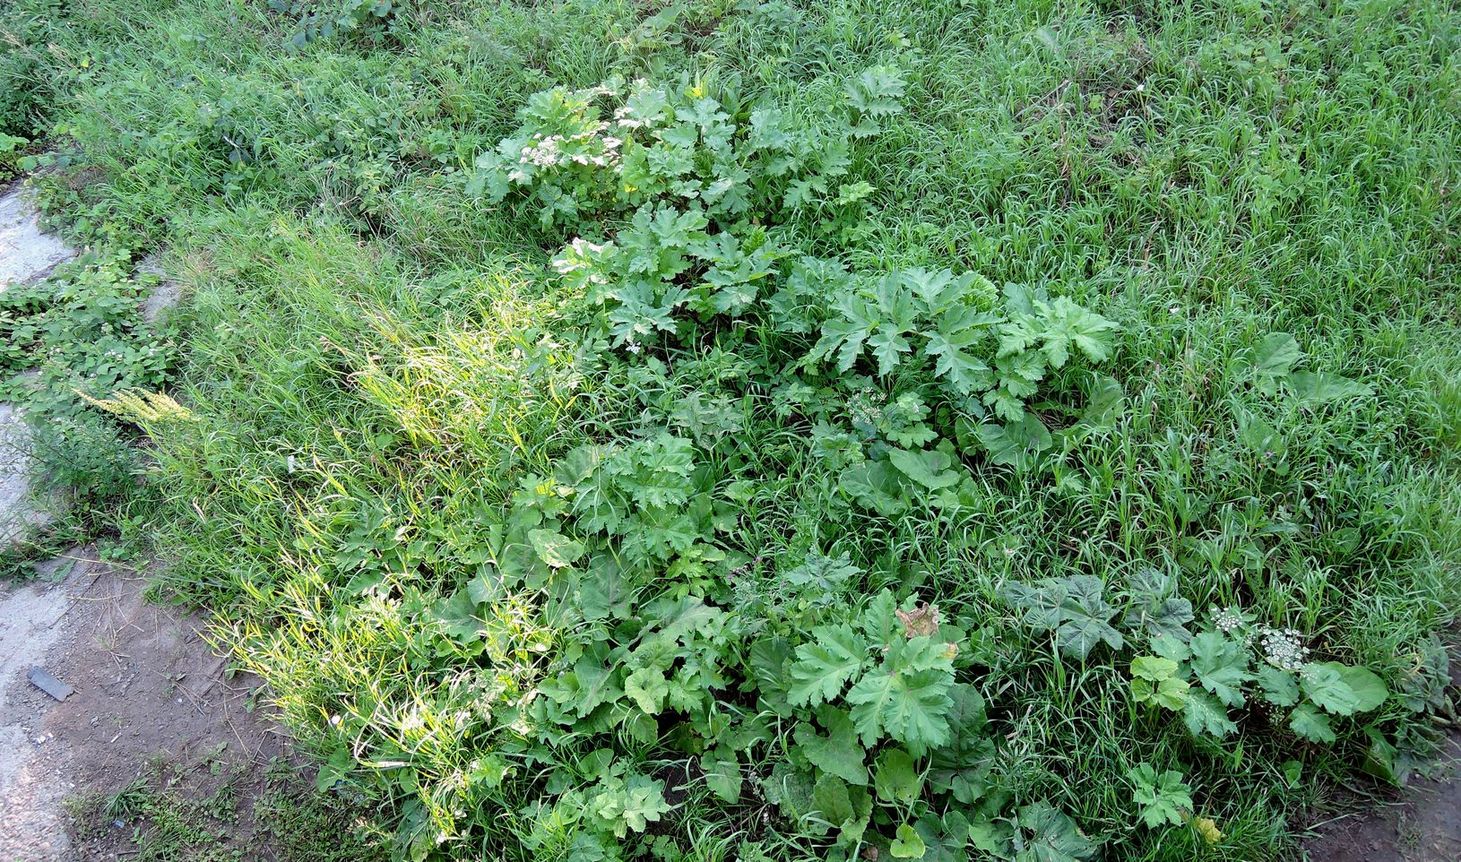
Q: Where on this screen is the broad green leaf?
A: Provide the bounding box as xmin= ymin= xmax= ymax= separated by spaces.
xmin=763 ymin=762 xmax=816 ymax=820
xmin=1252 ymin=332 xmax=1301 ymax=393
xmin=748 ymin=636 xmax=792 ymax=709
xmin=874 ymin=748 xmax=921 ymax=805
xmin=1015 ymin=802 xmax=1097 ymax=862
xmin=1182 ymin=690 xmax=1237 ymax=738
xmin=624 ymin=667 xmax=669 ymax=714
xmin=838 ymin=460 xmax=910 ymax=516
xmin=1129 ymin=763 xmax=1193 ymax=828
xmin=1362 ymin=727 xmax=1408 ymax=785
xmin=1309 ymin=666 xmax=1361 ymax=718
xmin=1053 ymin=576 xmax=1124 ymax=659
xmin=1151 ymin=633 xmax=1192 ymax=663
xmin=589 ymin=773 xmax=672 ymax=838
xmin=974 ymin=411 xmax=1053 ymax=470
xmin=902 ymin=268 xmax=959 ymax=310
xmin=868 ymin=323 xmax=913 ymax=375
xmin=1077 ymin=374 xmax=1125 ymax=430
xmin=998 ymin=579 xmax=1066 ymax=629
xmin=1190 ymin=632 xmax=1250 ymax=707
xmin=890 ymin=823 xmax=927 ymax=859
xmin=928 ymin=683 xmax=994 ymax=803
xmin=1257 ymin=666 xmax=1300 ymax=708
xmin=432 ymin=589 xmax=485 ymax=644
xmin=924 ymin=305 xmax=995 ymax=394
xmin=1035 ymin=296 xmax=1118 ymax=368
xmin=847 ymin=638 xmax=955 ymax=752
xmin=1336 ymin=665 xmax=1389 ymax=713
xmin=787 ymin=624 xmax=868 ymax=706
xmin=1130 ymin=656 xmax=1179 ymax=682
xmin=315 ymin=746 xmax=352 ymax=792
xmin=860 ymin=589 xmax=901 ymax=646
xmin=1287 ymin=371 xmax=1372 ymax=405
xmin=1001 ymin=576 xmax=1123 ymax=658
xmin=812 ymin=774 xmax=872 ymax=846
xmin=913 ymin=811 xmax=973 ymax=862
xmin=889 ymin=446 xmax=964 ymax=490
xmin=650 ymin=596 xmax=726 ymax=643
xmin=556 ymin=656 xmax=621 ymax=718
xmin=1289 ymin=702 xmax=1337 ymax=743
xmin=703 ymin=754 xmax=743 ymax=803
xmin=794 ymin=709 xmax=868 ymax=785
xmin=1140 ymin=597 xmax=1195 ymax=641
xmin=812 ymin=311 xmax=872 ymax=373
xmin=1132 ymin=675 xmax=1190 ymax=711
xmin=969 ymin=814 xmax=1015 ymax=856
xmin=1121 ymin=570 xmax=1194 ymax=641
xmin=846 ymin=65 xmax=907 ymax=119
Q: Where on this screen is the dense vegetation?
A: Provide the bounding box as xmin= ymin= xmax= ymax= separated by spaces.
xmin=3 ymin=0 xmax=1458 ymax=860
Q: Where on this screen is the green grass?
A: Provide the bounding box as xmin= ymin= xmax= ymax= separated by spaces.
xmin=4 ymin=0 xmax=1459 ymax=860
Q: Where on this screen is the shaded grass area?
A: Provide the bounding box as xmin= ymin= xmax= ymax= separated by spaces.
xmin=4 ymin=0 xmax=1459 ymax=860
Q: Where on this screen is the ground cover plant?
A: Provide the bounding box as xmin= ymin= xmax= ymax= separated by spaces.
xmin=4 ymin=0 xmax=1459 ymax=860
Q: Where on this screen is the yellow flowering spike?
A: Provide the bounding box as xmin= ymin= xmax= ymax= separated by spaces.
xmin=80 ymin=388 xmax=196 ymax=424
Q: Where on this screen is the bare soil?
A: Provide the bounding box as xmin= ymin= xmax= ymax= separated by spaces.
xmin=0 ymin=547 xmax=287 ymax=862
xmin=1303 ymin=730 xmax=1461 ymax=862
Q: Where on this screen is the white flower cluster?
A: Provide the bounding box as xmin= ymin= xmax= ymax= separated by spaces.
xmin=1259 ymin=626 xmax=1310 ymax=671
xmin=520 ymin=134 xmax=562 ymax=167
xmin=517 ymin=126 xmax=623 ymax=170
xmin=846 ymin=388 xmax=884 ymax=428
xmin=1213 ymin=606 xmax=1245 ymax=634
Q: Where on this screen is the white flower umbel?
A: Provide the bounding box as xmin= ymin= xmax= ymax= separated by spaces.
xmin=1259 ymin=627 xmax=1310 ymax=672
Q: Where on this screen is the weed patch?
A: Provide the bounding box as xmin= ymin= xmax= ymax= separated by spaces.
xmin=6 ymin=0 xmax=1460 ymax=860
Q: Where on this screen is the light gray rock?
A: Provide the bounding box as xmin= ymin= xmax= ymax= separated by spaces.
xmin=138 ymin=252 xmax=182 ymax=323
xmin=0 ymin=184 xmax=74 ymax=291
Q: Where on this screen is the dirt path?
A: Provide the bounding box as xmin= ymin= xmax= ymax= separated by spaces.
xmin=1303 ymin=730 xmax=1461 ymax=861
xmin=0 ymin=549 xmax=286 ymax=861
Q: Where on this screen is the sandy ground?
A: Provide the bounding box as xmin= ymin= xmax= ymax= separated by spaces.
xmin=0 ymin=550 xmax=286 ymax=861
